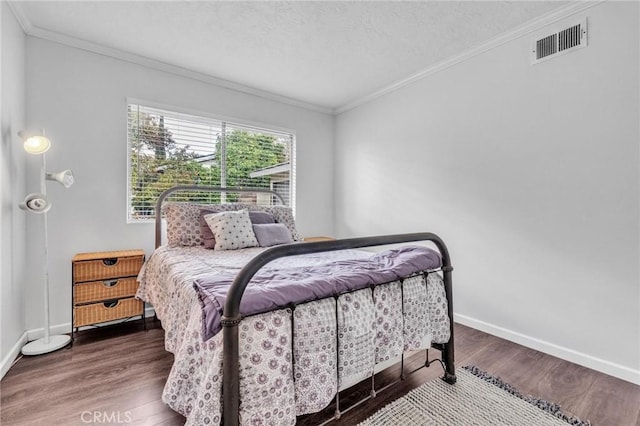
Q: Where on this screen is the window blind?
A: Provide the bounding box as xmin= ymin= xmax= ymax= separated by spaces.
xmin=127 ymin=103 xmax=294 ymax=221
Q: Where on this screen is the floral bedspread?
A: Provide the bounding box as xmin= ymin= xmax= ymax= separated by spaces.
xmin=137 ymin=245 xmax=450 ymax=425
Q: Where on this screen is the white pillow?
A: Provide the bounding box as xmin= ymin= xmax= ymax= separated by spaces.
xmin=204 ymin=210 xmax=259 ymax=250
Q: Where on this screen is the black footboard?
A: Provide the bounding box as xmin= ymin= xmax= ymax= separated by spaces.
xmin=221 ymin=233 xmax=455 ymax=426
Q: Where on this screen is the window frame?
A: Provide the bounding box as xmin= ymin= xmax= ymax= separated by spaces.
xmin=126 ymin=98 xmax=296 ymax=223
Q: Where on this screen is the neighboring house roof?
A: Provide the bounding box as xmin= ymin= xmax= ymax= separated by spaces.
xmin=249 ymin=162 xmax=290 ymax=178
xmin=194 ymin=153 xmax=216 ymax=166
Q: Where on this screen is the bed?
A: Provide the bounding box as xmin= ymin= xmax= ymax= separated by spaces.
xmin=137 ymin=185 xmax=456 ymax=425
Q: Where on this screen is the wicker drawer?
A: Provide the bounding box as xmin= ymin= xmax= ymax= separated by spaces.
xmin=72 ymin=250 xmax=145 ymax=332
xmin=73 ymin=278 xmax=139 ymax=305
xmin=73 ymin=297 xmax=143 ymax=327
xmin=73 ymin=252 xmax=144 ymax=282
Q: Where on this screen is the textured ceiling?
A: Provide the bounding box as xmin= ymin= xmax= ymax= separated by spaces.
xmin=13 ymin=1 xmax=567 ymax=110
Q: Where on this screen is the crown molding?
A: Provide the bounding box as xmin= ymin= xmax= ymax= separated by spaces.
xmin=8 ymin=2 xmax=333 ymax=116
xmin=30 ymin=26 xmax=334 ymax=115
xmin=335 ymin=1 xmax=605 ymax=115
xmin=6 ymin=1 xmax=33 ymax=34
xmin=8 ymin=0 xmax=604 ymax=117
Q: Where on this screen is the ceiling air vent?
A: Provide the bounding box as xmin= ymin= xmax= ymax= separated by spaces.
xmin=532 ymin=18 xmax=587 ymax=64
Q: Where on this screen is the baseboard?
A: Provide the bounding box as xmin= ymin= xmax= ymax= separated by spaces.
xmin=14 ymin=309 xmax=636 ymax=385
xmin=0 ymin=305 xmax=158 ymax=380
xmin=455 ymin=313 xmax=640 ymax=385
xmin=26 ymin=306 xmax=157 ymax=341
xmin=1 ymin=331 xmax=28 ymax=380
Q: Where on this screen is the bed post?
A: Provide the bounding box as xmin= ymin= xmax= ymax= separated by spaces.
xmin=221 ymin=232 xmax=455 ymax=425
xmin=441 ymin=262 xmax=456 ymax=384
xmin=221 ymin=315 xmax=242 ymax=426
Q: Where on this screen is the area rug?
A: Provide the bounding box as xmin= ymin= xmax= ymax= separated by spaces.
xmin=358 ymin=366 xmax=590 ymax=426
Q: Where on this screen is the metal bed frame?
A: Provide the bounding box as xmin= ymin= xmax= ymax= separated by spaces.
xmin=154 ymin=185 xmax=456 ymax=426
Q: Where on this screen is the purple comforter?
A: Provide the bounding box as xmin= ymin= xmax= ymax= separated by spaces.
xmin=193 ymin=245 xmax=442 ymax=341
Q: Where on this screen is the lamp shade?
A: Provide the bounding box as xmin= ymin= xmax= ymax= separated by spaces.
xmin=21 ymin=134 xmax=51 ymax=155
xmin=19 ymin=193 xmax=51 ymax=214
xmin=46 ymin=170 xmax=74 ymax=188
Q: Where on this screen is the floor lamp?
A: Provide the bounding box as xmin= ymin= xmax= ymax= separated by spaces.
xmin=19 ymin=130 xmax=74 ymax=356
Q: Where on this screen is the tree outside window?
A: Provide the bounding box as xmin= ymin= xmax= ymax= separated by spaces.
xmin=128 ymin=104 xmax=294 ymax=221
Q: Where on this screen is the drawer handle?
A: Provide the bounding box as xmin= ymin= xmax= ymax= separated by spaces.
xmin=103 ymin=279 xmax=119 ymax=288
xmin=102 ymin=258 xmax=119 ymax=266
xmin=103 ymin=300 xmax=119 ymax=309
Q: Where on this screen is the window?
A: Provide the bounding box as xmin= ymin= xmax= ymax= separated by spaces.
xmin=127 ymin=102 xmax=295 ymax=221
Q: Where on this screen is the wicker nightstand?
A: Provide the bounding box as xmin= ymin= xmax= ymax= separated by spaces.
xmin=72 ymin=250 xmax=145 ymax=334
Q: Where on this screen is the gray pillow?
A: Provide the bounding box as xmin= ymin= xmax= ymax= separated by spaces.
xmin=252 ymin=223 xmax=293 ymax=247
xmin=249 ymin=211 xmax=275 ymax=225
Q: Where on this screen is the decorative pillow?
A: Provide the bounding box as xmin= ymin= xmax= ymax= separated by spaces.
xmin=236 ymin=204 xmax=302 ymax=242
xmin=199 ymin=208 xmax=222 ymax=249
xmin=264 ymin=206 xmax=302 ymax=241
xmin=204 ymin=210 xmax=259 ymax=251
xmin=252 ymin=223 xmax=293 ymax=247
xmin=163 ymin=201 xmax=299 ymax=246
xmin=202 ymin=206 xmax=264 ymax=248
xmin=164 ymin=202 xmax=240 ymax=247
xmin=164 ymin=203 xmax=207 ymax=247
xmin=249 ymin=211 xmax=275 ymax=225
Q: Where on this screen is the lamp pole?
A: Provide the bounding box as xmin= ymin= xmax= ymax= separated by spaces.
xmin=41 ymin=153 xmax=51 ymax=345
xmin=21 ymin=140 xmax=72 ymax=356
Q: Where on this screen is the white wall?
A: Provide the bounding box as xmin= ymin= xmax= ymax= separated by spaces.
xmin=334 ymin=2 xmax=639 ymax=382
xmin=24 ymin=37 xmax=335 ymax=332
xmin=1 ymin=3 xmax=27 ymax=370
xmin=9 ymin=1 xmax=639 ymax=386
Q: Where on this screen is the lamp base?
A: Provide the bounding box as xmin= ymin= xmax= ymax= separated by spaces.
xmin=21 ymin=334 xmax=71 ymax=356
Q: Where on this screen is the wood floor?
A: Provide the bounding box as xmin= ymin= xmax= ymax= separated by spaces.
xmin=1 ymin=319 xmax=638 ymax=425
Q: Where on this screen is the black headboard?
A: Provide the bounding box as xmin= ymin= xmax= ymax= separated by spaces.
xmin=154 ymin=185 xmax=286 ymax=248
